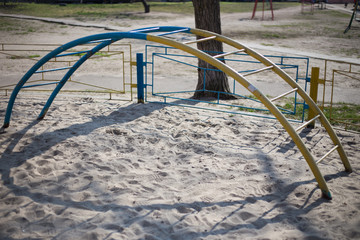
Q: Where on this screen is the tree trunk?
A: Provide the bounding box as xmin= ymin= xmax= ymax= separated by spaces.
xmin=141 ymin=0 xmax=150 ymax=13
xmin=192 ymin=0 xmax=233 ymax=100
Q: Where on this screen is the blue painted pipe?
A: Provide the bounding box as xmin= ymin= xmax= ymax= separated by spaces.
xmin=136 ymin=53 xmax=145 ymax=104
xmin=37 ymin=40 xmax=113 ymax=120
xmin=1 ymin=31 xmax=151 ymax=128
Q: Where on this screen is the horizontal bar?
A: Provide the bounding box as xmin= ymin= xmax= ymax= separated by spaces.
xmin=316 ymin=145 xmax=339 ymax=164
xmin=130 ymin=27 xmax=160 ymax=33
xmin=183 ymin=36 xmax=217 ymax=44
xmin=35 ymin=66 xmax=72 ymax=74
xmin=271 ymin=88 xmax=298 ymax=102
xmin=242 ymin=65 xmax=274 ymax=77
xmin=56 ymin=50 xmax=90 ymax=58
xmin=296 ymin=115 xmax=320 ymax=132
xmin=157 ymin=28 xmax=189 ymax=36
xmin=68 ymin=80 xmax=122 ymax=92
xmin=213 ymin=49 xmax=245 ymax=59
xmin=86 ymin=38 xmax=112 ymax=44
xmin=21 ymin=81 xmax=60 ymax=89
xmin=148 ymin=98 xmax=302 ymax=123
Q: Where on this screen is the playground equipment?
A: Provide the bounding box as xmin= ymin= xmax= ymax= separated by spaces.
xmin=144 ymin=44 xmax=310 ymax=122
xmin=1 ymin=26 xmax=352 ymax=199
xmin=344 ymin=0 xmax=360 ymax=33
xmin=0 ymin=43 xmax=134 ymax=100
xmin=252 ymin=0 xmax=274 ymax=20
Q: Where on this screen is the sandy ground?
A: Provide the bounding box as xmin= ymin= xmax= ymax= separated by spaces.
xmin=0 ymin=95 xmax=359 ymax=240
xmin=0 ymin=4 xmax=360 ymax=240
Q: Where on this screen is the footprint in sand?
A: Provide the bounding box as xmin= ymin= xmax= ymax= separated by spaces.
xmin=104 ymin=224 xmax=124 ymax=232
xmin=239 ymin=211 xmax=256 ymax=221
xmin=4 ymin=197 xmax=24 ymax=206
xmin=37 ymin=167 xmax=52 ymax=175
xmin=36 ymin=159 xmax=50 ymax=166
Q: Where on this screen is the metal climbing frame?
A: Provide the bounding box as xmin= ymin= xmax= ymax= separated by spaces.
xmin=1 ymin=26 xmax=352 ymax=199
xmin=144 ymin=44 xmax=311 ymax=122
xmin=344 ymin=0 xmax=359 ymax=33
xmin=252 ymin=0 xmax=274 ymax=20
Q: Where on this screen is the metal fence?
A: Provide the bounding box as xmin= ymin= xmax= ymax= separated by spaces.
xmin=144 ymin=44 xmax=311 ymax=123
xmin=0 ymin=42 xmax=134 ymax=100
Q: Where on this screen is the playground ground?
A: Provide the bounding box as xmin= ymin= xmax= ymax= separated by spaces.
xmin=0 ymin=3 xmax=360 ymax=240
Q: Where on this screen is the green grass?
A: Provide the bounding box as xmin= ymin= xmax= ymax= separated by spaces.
xmin=276 ymin=98 xmax=306 ymax=120
xmin=0 ymin=2 xmax=300 ymax=18
xmin=318 ymin=9 xmax=350 ymax=19
xmin=0 ymin=18 xmax=53 ymax=33
xmin=241 ymin=96 xmax=359 ymax=131
xmin=28 ymin=54 xmax=40 ymax=58
xmin=9 ymin=54 xmax=40 ymax=59
xmin=261 ymin=43 xmax=274 ymax=46
xmin=322 ymin=103 xmax=360 ymax=131
xmin=262 ymin=24 xmax=295 ymax=28
xmin=261 ymin=32 xmax=286 ymax=39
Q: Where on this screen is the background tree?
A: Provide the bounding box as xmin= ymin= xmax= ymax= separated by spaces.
xmin=129 ymin=0 xmax=150 ymax=13
xmin=192 ymin=0 xmax=233 ymax=99
xmin=140 ymin=0 xmax=150 ymax=13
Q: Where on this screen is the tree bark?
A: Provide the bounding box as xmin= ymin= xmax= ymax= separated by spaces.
xmin=192 ymin=0 xmax=233 ymax=100
xmin=141 ymin=0 xmax=150 ymax=13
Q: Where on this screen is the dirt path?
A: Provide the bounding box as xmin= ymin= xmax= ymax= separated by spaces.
xmin=0 ymin=5 xmax=359 ymax=104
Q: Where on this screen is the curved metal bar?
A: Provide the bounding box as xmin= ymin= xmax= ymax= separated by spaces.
xmin=1 ymin=32 xmax=148 ymax=128
xmin=37 ymin=40 xmax=113 ymax=120
xmin=145 ymin=29 xmax=344 ymax=199
xmin=193 ymin=29 xmax=351 ymax=174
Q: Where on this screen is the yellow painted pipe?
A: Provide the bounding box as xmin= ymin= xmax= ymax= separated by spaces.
xmin=147 ymin=28 xmax=353 ymax=198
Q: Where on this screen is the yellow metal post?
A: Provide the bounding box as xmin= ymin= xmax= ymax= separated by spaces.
xmin=307 ymin=67 xmax=320 ymax=128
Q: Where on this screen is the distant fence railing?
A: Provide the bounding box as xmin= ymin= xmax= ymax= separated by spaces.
xmin=0 ymin=43 xmax=134 ymax=100
xmin=318 ymin=59 xmax=360 ymax=132
xmin=144 ymin=44 xmax=311 ymax=123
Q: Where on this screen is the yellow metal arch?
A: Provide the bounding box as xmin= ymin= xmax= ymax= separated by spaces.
xmin=146 ymin=28 xmax=352 ymax=199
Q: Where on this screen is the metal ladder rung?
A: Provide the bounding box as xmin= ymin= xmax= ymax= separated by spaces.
xmin=271 ymin=88 xmax=298 ymax=102
xmin=316 ymin=145 xmax=339 ymax=164
xmin=56 ymin=50 xmax=90 ymax=58
xmin=213 ymin=49 xmax=245 ymax=59
xmin=130 ymin=27 xmax=160 ymax=33
xmin=86 ymin=38 xmax=112 ymax=44
xmin=183 ymin=36 xmax=217 ymax=44
xmin=35 ymin=66 xmax=72 ymax=74
xmin=296 ymin=115 xmax=320 ymax=132
xmin=243 ymin=65 xmax=274 ymax=77
xmin=21 ymin=81 xmax=60 ymax=89
xmin=157 ymin=28 xmax=189 ymax=36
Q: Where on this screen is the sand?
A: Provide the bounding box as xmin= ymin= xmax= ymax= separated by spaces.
xmin=1 ymin=4 xmax=360 ymax=240
xmin=0 ymin=94 xmax=359 ymax=239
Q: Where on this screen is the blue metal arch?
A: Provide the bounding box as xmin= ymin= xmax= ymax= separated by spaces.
xmin=1 ymin=27 xmax=191 ymax=128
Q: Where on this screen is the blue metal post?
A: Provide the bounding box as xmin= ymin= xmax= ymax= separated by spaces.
xmin=137 ymin=53 xmax=145 ymax=103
